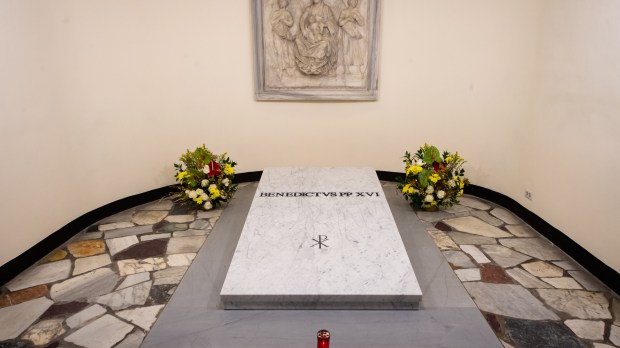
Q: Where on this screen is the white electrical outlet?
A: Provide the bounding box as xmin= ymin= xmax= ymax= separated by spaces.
xmin=525 ymin=190 xmax=533 ymax=200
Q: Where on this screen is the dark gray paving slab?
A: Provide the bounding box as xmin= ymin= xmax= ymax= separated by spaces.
xmin=143 ymin=182 xmax=501 ymax=348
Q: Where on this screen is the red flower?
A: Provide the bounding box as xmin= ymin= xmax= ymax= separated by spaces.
xmin=207 ymin=160 xmax=221 ymax=177
xmin=432 ymin=162 xmax=445 ymax=172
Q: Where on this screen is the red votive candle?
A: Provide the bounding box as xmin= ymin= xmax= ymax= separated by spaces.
xmin=317 ymin=329 xmax=330 ymax=348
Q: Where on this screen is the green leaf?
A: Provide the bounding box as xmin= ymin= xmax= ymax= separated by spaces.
xmin=418 ymin=169 xmax=430 ymax=188
xmin=423 ymin=146 xmax=442 ymax=164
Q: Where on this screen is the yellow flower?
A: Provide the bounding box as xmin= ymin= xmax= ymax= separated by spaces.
xmin=408 ymin=187 xmax=414 ymax=194
xmin=445 ymin=156 xmax=453 ymax=163
xmin=429 ymin=174 xmax=441 ymax=183
xmin=223 ymin=164 xmax=234 ymax=175
xmin=177 ymin=171 xmax=188 ymax=181
xmin=210 ymin=189 xmax=221 ymax=199
xmin=195 ymin=197 xmax=203 ymax=204
xmin=402 ymin=184 xmax=411 ymax=193
xmin=407 ymin=165 xmax=423 ymax=175
xmin=459 ymin=180 xmax=465 ymax=189
xmin=458 ymin=189 xmax=464 ymax=196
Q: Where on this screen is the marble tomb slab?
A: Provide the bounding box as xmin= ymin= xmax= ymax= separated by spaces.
xmin=220 ymin=167 xmax=422 ymax=309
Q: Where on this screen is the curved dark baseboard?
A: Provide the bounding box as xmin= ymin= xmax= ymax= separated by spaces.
xmin=1 ymin=170 xmax=618 ymax=295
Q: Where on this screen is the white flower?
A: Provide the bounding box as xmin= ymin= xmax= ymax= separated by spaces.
xmin=185 ymin=190 xmax=190 ymax=196
xmin=425 ymin=195 xmax=434 ymax=202
xmin=201 ymin=179 xmax=209 ymax=187
xmin=415 ymin=159 xmax=424 ymax=166
xmin=203 ymin=165 xmax=210 ymax=174
xmin=426 ymin=186 xmax=434 ymax=194
xmin=196 ymin=188 xmax=204 ymax=195
xmin=448 ymin=180 xmax=456 ymax=188
xmin=204 ymin=201 xmax=213 ymax=210
xmin=221 ymin=193 xmax=227 ymax=200
xmin=222 ymin=178 xmax=230 ymax=187
xmin=208 ymin=184 xmax=217 ymax=192
xmin=437 ymin=190 xmax=446 ymax=199
xmin=200 ymin=193 xmax=208 ymax=201
xmin=188 ymin=190 xmax=198 ymax=199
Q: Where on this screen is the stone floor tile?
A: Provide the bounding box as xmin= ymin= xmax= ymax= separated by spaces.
xmin=139 ymin=199 xmax=174 ymax=211
xmin=140 ymin=233 xmax=172 ymax=241
xmin=91 ymin=281 xmax=152 ymax=310
xmin=500 ymin=340 xmax=515 ymax=348
xmin=172 ymin=229 xmax=207 ymax=237
xmin=50 ymin=268 xmax=119 ymax=302
xmin=117 ymin=272 xmax=151 ymax=290
xmin=169 ymin=203 xmax=195 ymax=215
xmin=67 ymin=240 xmax=106 ymax=258
xmin=505 ymin=268 xmax=552 ymax=289
xmin=6 ymin=260 xmax=71 ymax=292
xmin=522 ymin=261 xmax=564 ymax=278
xmin=66 ymin=304 xmax=107 ymax=329
xmin=610 ymin=325 xmax=620 ymax=346
xmin=457 ymin=196 xmax=491 ymax=210
xmin=568 ymin=271 xmax=604 ymax=291
xmin=114 ymin=330 xmax=146 ymax=348
xmin=189 ymin=219 xmax=211 ymax=230
xmin=40 ymin=301 xmax=89 ymax=320
xmin=116 ymin=305 xmax=165 ymax=331
xmin=463 ymin=282 xmax=559 ymax=320
xmin=460 ymin=245 xmax=491 ymax=264
xmin=553 ymin=260 xmax=580 ymax=271
xmin=0 ymin=296 xmax=10 ymax=308
xmin=490 ymin=208 xmax=521 ymax=225
xmin=0 ymin=297 xmax=54 ymax=341
xmin=75 ymin=231 xmax=103 ymax=241
xmin=44 ymin=249 xmax=67 ymax=263
xmin=442 ymin=250 xmax=477 ymax=269
xmin=196 ymin=209 xmax=222 ymax=219
xmin=480 ymin=245 xmax=531 ymax=268
xmin=112 ymin=239 xmax=168 ymax=260
xmin=0 ymin=340 xmax=35 ymax=348
xmin=593 ymin=344 xmax=615 ymax=348
xmin=153 ymin=221 xmax=188 ymax=233
xmin=504 ymin=318 xmax=585 ymax=348
xmin=166 ymin=236 xmax=206 ymax=254
xmin=414 ymin=210 xmax=451 ymax=223
xmin=483 ymin=312 xmax=502 ymax=336
xmin=132 ymin=211 xmax=168 ymax=225
xmin=209 ymin=216 xmax=219 ymax=224
xmin=106 ymin=236 xmax=139 ymax=256
xmin=73 ymin=254 xmax=111 ymax=276
xmin=103 ymin=225 xmax=154 ymax=239
xmin=146 ymin=284 xmax=177 ymax=306
xmin=499 ymin=238 xmax=565 ymax=261
xmin=454 ymin=268 xmax=481 ymax=282
xmin=542 ymin=277 xmax=583 ymax=290
xmin=20 ymin=318 xmax=65 ymax=346
xmin=564 ymin=319 xmax=604 ymax=341
xmin=64 ymin=314 xmax=134 ymax=348
xmin=434 ymin=221 xmax=452 ymax=231
xmin=152 ymin=266 xmax=189 ymax=286
xmin=5 ymin=285 xmax=48 ymax=306
xmin=96 ymin=209 xmax=134 ymax=224
xmin=536 ymin=289 xmax=612 ymax=319
xmin=480 ymin=264 xmax=513 ymax=284
xmin=166 ymin=253 xmax=197 ymax=267
xmin=428 ymin=230 xmax=460 ymax=251
xmin=447 ymin=231 xmax=497 ymax=245
xmin=164 ymin=215 xmax=195 ymax=223
xmin=117 ymin=258 xmax=167 ymax=276
xmin=98 ymin=222 xmax=135 ymax=232
xmin=470 ymin=210 xmax=504 ymax=227
xmin=442 ymin=204 xmax=471 ymax=214
xmin=443 ymin=216 xmax=513 ymax=238
xmin=613 ymin=298 xmax=620 ymax=326
xmin=504 ymin=224 xmax=538 ymax=238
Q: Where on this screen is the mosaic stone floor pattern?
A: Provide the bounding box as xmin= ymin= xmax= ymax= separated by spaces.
xmin=0 ymin=185 xmax=618 ymax=347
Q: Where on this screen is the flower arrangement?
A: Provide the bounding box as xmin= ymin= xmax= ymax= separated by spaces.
xmin=397 ymin=144 xmax=469 ymax=210
xmin=173 ymin=145 xmax=237 ymax=210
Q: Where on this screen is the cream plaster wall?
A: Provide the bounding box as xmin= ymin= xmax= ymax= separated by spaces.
xmin=0 ymin=1 xmax=618 ymax=273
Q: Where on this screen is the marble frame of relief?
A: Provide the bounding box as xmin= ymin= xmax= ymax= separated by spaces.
xmin=253 ymin=0 xmax=381 ymax=101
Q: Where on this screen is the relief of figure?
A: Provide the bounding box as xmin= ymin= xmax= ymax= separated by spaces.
xmin=270 ymin=0 xmax=295 ymax=77
xmin=339 ymin=0 xmax=366 ymax=75
xmin=294 ymin=0 xmax=339 ymax=75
